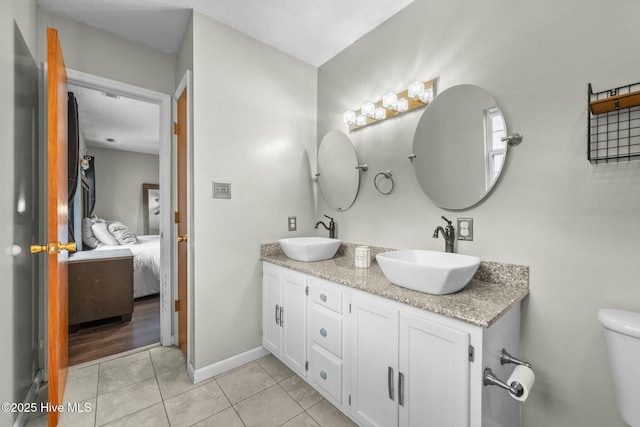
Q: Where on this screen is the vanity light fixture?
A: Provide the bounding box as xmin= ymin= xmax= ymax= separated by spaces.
xmin=343 ymin=78 xmax=436 ymax=131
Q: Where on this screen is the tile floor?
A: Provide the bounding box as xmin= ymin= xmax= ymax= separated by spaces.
xmin=25 ymin=345 xmax=357 ymax=427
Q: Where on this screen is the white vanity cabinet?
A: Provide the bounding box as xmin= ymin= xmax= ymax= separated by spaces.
xmin=262 ymin=263 xmax=308 ymax=377
xmin=350 ymin=295 xmax=470 ymax=427
xmin=262 ymin=262 xmax=522 ymax=427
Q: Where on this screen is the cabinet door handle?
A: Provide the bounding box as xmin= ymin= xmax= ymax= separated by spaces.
xmin=275 ymin=304 xmax=280 ymax=326
xmin=388 ymin=366 xmax=395 ymax=400
xmin=280 ymin=306 xmax=284 ymax=327
xmin=398 ymin=372 xmax=405 ymax=406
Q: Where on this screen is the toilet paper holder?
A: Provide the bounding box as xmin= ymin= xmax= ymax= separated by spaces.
xmin=483 ymin=349 xmax=532 ymax=398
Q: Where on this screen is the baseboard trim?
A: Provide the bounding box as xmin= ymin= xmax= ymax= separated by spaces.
xmin=189 ymin=346 xmax=270 ymax=384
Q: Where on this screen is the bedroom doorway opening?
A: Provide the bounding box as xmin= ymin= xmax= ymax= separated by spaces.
xmin=65 ymin=69 xmax=173 ymax=365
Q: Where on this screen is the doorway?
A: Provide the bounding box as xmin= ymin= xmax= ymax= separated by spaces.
xmin=65 ymin=69 xmax=173 ymax=361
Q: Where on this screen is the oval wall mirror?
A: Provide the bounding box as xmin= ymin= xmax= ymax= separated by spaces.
xmin=413 ymin=84 xmax=510 ymax=209
xmin=317 ymin=130 xmax=360 ymax=212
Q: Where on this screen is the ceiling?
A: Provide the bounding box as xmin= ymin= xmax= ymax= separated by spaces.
xmin=37 ymin=0 xmax=415 ymax=67
xmin=45 ymin=0 xmax=415 ymax=155
xmin=69 ymin=84 xmax=160 ymax=155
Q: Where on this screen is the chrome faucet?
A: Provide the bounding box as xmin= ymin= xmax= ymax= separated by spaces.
xmin=433 ymin=216 xmax=455 ymax=253
xmin=315 ymin=215 xmax=336 ymax=238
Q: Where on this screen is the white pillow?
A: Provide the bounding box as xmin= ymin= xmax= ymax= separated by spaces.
xmin=108 ymin=221 xmax=138 ymax=245
xmin=82 ymin=217 xmax=101 ymax=249
xmin=91 ymin=222 xmax=120 ymax=246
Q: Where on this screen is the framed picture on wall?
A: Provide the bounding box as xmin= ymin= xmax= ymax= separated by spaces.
xmin=143 ymin=183 xmax=160 ymax=235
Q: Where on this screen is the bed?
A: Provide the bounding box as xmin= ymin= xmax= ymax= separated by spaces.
xmin=94 ymin=235 xmax=161 ymax=298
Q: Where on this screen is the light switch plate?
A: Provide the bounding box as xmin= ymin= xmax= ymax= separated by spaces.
xmin=457 ymin=218 xmax=473 ymax=241
xmin=213 ymin=181 xmax=231 ymax=199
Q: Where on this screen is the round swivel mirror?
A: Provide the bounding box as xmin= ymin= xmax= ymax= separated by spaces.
xmin=317 ymin=130 xmax=360 ymax=212
xmin=413 ymin=84 xmax=510 ymax=209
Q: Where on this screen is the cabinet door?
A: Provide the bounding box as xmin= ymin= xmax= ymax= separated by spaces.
xmin=350 ymin=297 xmax=399 ymax=427
xmin=281 ymin=272 xmax=308 ymax=376
xmin=398 ymin=313 xmax=470 ymax=427
xmin=262 ymin=265 xmax=282 ymax=355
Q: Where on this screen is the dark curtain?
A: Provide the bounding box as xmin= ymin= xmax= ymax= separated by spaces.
xmin=83 ymin=156 xmax=96 ymax=216
xmin=68 ymin=92 xmax=80 ymax=241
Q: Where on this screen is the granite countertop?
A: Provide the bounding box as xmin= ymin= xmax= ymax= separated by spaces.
xmin=260 ymin=243 xmax=529 ymax=328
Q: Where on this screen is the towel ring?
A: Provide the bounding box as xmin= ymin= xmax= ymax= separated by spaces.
xmin=374 ymin=170 xmax=395 ymax=195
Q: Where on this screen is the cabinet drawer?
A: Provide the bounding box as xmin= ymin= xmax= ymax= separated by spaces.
xmin=310 ymin=344 xmax=343 ymax=403
xmin=309 ymin=281 xmax=342 ymax=314
xmin=311 ymin=305 xmax=343 ymax=358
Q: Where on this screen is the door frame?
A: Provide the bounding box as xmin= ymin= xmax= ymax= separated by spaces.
xmin=66 ymin=68 xmax=174 ymax=346
xmin=174 ymin=70 xmax=193 ymax=370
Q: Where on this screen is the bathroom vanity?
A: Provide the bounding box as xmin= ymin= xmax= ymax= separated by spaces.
xmin=261 ymin=243 xmax=529 ymax=427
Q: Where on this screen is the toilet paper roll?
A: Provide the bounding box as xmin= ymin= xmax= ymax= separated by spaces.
xmin=507 ymin=365 xmax=535 ymax=402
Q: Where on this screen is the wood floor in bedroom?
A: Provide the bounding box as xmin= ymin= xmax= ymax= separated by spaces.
xmin=68 ymin=294 xmax=160 ymax=366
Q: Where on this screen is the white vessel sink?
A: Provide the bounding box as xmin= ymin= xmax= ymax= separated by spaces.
xmin=376 ymin=250 xmax=480 ymax=295
xmin=278 ymin=237 xmax=341 ymax=262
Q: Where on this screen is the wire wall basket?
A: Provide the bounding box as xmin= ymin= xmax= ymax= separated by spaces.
xmin=588 ymin=82 xmax=640 ymax=164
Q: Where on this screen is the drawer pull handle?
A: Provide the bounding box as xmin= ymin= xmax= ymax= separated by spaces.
xmin=320 ymin=293 xmax=327 ymax=302
xmin=320 ymin=328 xmax=327 ymax=337
xmin=320 ymin=371 xmax=327 ymax=380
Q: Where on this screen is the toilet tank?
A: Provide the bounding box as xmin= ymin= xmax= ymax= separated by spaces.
xmin=598 ymin=308 xmax=640 ymax=426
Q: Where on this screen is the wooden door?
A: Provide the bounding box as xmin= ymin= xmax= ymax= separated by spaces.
xmin=176 ymin=88 xmax=188 ymax=356
xmin=46 ymin=27 xmax=72 ymax=427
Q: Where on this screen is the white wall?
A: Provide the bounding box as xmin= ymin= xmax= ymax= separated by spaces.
xmin=89 ymin=147 xmax=160 ymax=235
xmin=37 ymin=9 xmax=175 ymax=96
xmin=190 ymin=12 xmax=318 ymax=369
xmin=317 ymin=1 xmax=640 ymax=426
xmin=0 ymin=1 xmax=38 ymax=425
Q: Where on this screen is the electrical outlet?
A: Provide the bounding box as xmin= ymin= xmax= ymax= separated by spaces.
xmin=212 ymin=181 xmax=231 ymax=199
xmin=288 ymin=216 xmax=297 ymax=231
xmin=457 ymin=218 xmax=473 ymax=241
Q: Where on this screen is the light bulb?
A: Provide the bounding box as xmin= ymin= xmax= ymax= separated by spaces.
xmin=361 ymin=102 xmax=376 ymax=118
xmin=419 ymin=87 xmax=434 ymax=103
xmin=343 ymin=110 xmax=356 ymax=125
xmin=355 ymin=115 xmax=367 ymax=126
xmin=408 ymin=81 xmax=425 ymax=99
xmin=382 ymin=92 xmax=398 ymax=109
xmin=374 ymin=107 xmax=387 ymax=120
xmin=396 ymin=98 xmax=409 ymax=112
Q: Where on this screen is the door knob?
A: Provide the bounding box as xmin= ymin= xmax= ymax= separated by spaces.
xmin=58 ymin=242 xmax=76 ymax=253
xmin=177 ymin=235 xmax=188 ymax=243
xmin=30 ymin=241 xmax=76 ymax=254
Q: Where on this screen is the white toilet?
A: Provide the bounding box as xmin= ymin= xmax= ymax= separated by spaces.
xmin=598 ymin=308 xmax=640 ymax=427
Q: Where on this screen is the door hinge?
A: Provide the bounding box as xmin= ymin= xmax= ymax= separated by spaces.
xmin=173 ymin=121 xmax=178 ymax=135
xmin=305 ymin=361 xmax=308 ymax=371
xmin=468 ymin=345 xmax=475 ymax=362
xmin=305 ymin=286 xmax=309 ymax=296
xmin=174 ymin=300 xmax=180 ymax=312
xmin=174 ymin=211 xmax=180 ymax=224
